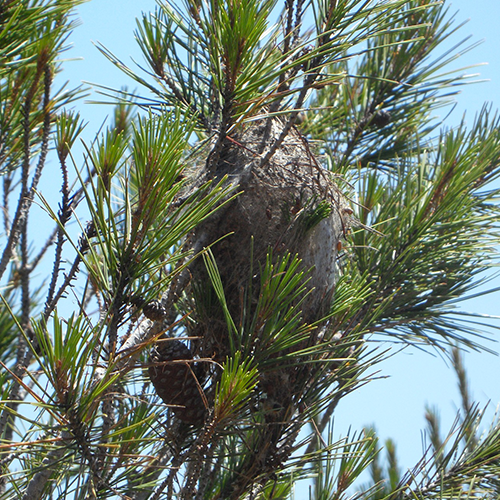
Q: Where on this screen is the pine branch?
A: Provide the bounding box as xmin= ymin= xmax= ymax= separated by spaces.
xmin=2 ymin=1 xmax=500 ymax=498
xmin=21 ymin=431 xmax=71 ymax=500
xmin=0 ymin=65 xmax=50 ymax=281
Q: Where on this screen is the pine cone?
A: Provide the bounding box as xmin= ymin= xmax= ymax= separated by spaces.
xmin=148 ymin=339 xmax=207 ymax=425
xmin=142 ymin=300 xmax=166 ymax=321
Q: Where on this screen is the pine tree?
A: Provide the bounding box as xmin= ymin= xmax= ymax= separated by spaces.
xmin=1 ymin=0 xmax=500 ymax=498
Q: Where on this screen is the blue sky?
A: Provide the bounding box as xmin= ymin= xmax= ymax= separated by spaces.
xmin=58 ymin=0 xmax=500 ymax=487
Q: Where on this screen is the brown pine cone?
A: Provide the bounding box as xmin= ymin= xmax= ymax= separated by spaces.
xmin=142 ymin=300 xmax=166 ymax=321
xmin=148 ymin=339 xmax=207 ymax=425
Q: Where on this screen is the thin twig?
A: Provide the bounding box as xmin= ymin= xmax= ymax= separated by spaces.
xmin=0 ymin=65 xmax=52 ymax=281
xmin=28 ymin=227 xmax=57 ymax=274
xmin=44 ymin=149 xmax=72 ymax=311
xmin=2 ymin=174 xmax=12 ymax=236
xmin=43 ymin=221 xmax=95 ymax=321
xmin=0 ymin=63 xmax=53 ymax=447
